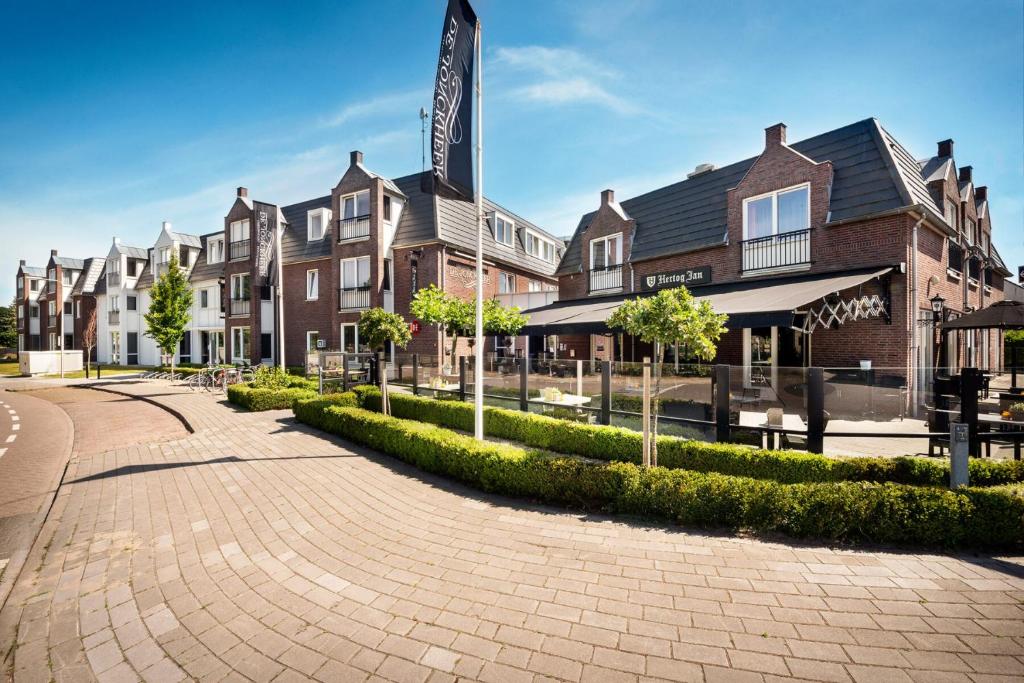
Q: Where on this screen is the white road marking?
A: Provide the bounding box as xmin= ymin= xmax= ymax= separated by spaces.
xmin=5 ymin=435 xmax=14 ymax=443
xmin=0 ymin=448 xmax=6 ymax=458
xmin=6 ymin=409 xmax=13 ymax=414
xmin=11 ymin=424 xmax=18 ymax=431
xmin=11 ymin=415 xmax=18 ymax=421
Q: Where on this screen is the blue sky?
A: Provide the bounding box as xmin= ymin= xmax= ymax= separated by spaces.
xmin=2 ymin=0 xmax=1022 ymax=303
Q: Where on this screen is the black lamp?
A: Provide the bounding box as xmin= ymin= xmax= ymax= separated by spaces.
xmin=930 ymin=294 xmax=945 ymax=320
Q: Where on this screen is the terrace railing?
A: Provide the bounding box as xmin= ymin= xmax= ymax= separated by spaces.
xmin=589 ymin=264 xmax=622 ymax=292
xmin=741 ymin=228 xmax=811 ymax=272
xmin=338 ymin=216 xmax=371 ymax=241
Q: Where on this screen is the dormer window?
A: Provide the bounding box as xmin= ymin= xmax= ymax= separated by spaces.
xmin=526 ymin=230 xmax=557 ymax=263
xmin=590 ymin=233 xmax=622 ymax=269
xmin=127 ymin=259 xmax=138 ymax=277
xmin=158 ymin=247 xmax=171 ymax=264
xmin=207 ymin=238 xmax=224 ymax=264
xmin=30 ymin=280 xmax=39 ymax=292
xmin=307 ymin=208 xmax=330 ymax=241
xmin=62 ymin=270 xmax=73 ymax=286
xmin=179 ymin=245 xmax=190 ymax=267
xmin=946 ymin=199 xmax=958 ymax=230
xmin=742 ymin=184 xmax=810 ymax=240
xmin=494 ymin=213 xmax=514 ymax=247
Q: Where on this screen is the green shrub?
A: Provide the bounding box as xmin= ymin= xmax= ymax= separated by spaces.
xmin=354 ymin=389 xmax=1024 ymax=488
xmin=292 ymin=401 xmax=1024 ymax=549
xmin=227 ymin=384 xmax=317 ymax=411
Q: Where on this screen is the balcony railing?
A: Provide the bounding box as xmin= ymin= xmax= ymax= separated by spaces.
xmin=108 ymin=310 xmax=120 ymax=325
xmin=339 ymin=286 xmax=371 ymax=310
xmin=338 ymin=216 xmax=371 ymax=241
xmin=229 ymin=239 xmax=251 ymax=260
xmin=230 ymin=298 xmax=251 ymax=317
xmin=107 ymin=272 xmax=121 ymax=287
xmin=741 ymin=229 xmax=811 ymax=273
xmin=589 ymin=264 xmax=623 ymax=292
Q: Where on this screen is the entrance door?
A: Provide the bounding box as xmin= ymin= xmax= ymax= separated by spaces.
xmin=201 ymin=331 xmax=210 ymax=364
xmin=209 ymin=331 xmax=225 ymax=364
xmin=743 ymin=327 xmax=777 ymax=390
xmin=126 ymin=332 xmax=138 ymax=366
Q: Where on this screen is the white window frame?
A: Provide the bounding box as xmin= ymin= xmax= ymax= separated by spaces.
xmin=590 ymin=232 xmax=623 ymax=269
xmin=199 ymin=288 xmax=210 ymax=309
xmin=742 ymin=183 xmax=810 ymax=240
xmin=231 ymin=327 xmax=250 ymax=362
xmin=30 ymin=279 xmax=39 ymax=292
xmin=229 ymin=219 xmax=250 ymax=243
xmin=207 ymin=238 xmax=225 ymax=264
xmin=306 ymin=269 xmax=319 ymax=301
xmin=306 ymin=331 xmax=320 ymax=351
xmin=494 ymin=213 xmax=515 ymax=248
xmin=62 ymin=270 xmax=73 ymax=286
xmin=110 ymin=295 xmax=119 ymax=312
xmin=17 ymin=306 xmax=24 ymax=320
xmin=339 ymin=323 xmax=365 ymax=353
xmin=75 ymin=300 xmax=81 ymax=319
xmin=341 ymin=191 xmax=370 ymax=220
xmin=307 ymin=208 xmax=330 ymax=241
xmin=340 ymin=256 xmax=370 ymax=289
xmin=230 ymin=273 xmax=250 ymax=301
xmin=48 ymin=301 xmax=56 ymax=317
xmin=526 ymin=230 xmax=557 ymax=263
xmin=498 ymin=272 xmax=516 ymax=294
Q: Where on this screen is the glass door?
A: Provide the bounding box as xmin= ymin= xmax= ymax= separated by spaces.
xmin=743 ymin=327 xmax=777 ymax=390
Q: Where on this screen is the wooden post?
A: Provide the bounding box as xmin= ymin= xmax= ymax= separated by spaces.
xmin=576 ymin=359 xmax=583 ymax=398
xmin=642 ymin=357 xmax=651 ymax=467
xmin=519 ymin=357 xmax=528 ymax=412
xmin=715 ymin=364 xmax=730 ymax=443
xmin=600 ymin=360 xmax=611 ymax=425
xmin=412 ymin=354 xmax=419 ymax=396
xmin=459 ymin=356 xmax=467 ymax=402
xmin=807 ymin=367 xmax=825 ymax=454
xmin=342 ymin=354 xmax=349 ymax=392
xmin=318 ymin=365 xmax=323 ymax=396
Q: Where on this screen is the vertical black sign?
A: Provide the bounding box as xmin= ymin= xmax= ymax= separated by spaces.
xmin=253 ymin=201 xmax=277 ymax=284
xmin=423 ymin=0 xmax=477 ymax=202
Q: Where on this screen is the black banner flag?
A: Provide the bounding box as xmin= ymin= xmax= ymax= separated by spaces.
xmin=253 ymin=201 xmax=277 ymax=284
xmin=423 ymin=0 xmax=477 ymax=202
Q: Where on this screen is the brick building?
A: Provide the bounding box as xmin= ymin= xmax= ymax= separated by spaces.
xmin=523 ymin=118 xmax=1013 ymax=408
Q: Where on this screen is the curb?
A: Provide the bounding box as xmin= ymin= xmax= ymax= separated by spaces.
xmin=86 ymin=383 xmax=196 ymax=434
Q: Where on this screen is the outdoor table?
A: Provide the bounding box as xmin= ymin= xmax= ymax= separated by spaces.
xmin=417 ymin=382 xmax=460 ymax=393
xmin=739 ymin=410 xmax=806 ymax=450
xmin=977 ymin=413 xmax=1024 ymax=460
xmin=528 ymin=394 xmax=592 ymax=408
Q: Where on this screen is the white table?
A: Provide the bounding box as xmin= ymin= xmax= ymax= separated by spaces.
xmin=738 ymin=410 xmax=806 ymax=449
xmin=417 ymin=383 xmax=460 ymax=393
xmin=529 ymin=394 xmax=592 ymax=408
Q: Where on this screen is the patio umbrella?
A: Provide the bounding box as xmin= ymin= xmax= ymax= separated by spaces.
xmin=941 ymin=300 xmax=1024 ymax=330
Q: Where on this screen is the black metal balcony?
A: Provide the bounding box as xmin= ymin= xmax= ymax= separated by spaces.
xmin=589 ymin=264 xmax=623 ymax=292
xmin=338 ymin=286 xmax=371 ymax=310
xmin=229 ymin=239 xmax=251 ymax=260
xmin=741 ymin=228 xmax=811 ymax=272
xmin=338 ymin=215 xmax=371 ymax=241
xmin=230 ymin=298 xmax=251 ymax=317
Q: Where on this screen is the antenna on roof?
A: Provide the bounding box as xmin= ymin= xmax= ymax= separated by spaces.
xmin=419 ymin=107 xmax=429 ymax=173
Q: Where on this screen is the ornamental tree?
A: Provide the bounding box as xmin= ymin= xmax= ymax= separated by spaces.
xmin=143 ymin=253 xmax=193 ymax=378
xmin=358 ymin=308 xmax=413 ymax=416
xmin=606 ymin=285 xmax=727 ymax=465
xmin=410 ymin=284 xmax=475 ymax=370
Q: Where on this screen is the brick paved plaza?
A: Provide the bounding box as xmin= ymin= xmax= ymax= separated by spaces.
xmin=0 ymin=380 xmax=1022 ymax=682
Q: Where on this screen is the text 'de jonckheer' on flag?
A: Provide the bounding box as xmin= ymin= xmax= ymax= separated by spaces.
xmin=423 ymin=0 xmax=477 ymax=203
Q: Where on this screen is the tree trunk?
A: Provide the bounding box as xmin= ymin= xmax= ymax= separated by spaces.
xmin=450 ymin=333 xmax=460 ymax=375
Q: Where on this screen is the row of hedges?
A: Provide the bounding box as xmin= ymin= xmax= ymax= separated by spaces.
xmin=293 ymin=399 xmax=1024 ymax=549
xmin=352 ymin=388 xmax=1024 ymax=487
xmin=227 ymin=384 xmax=316 ymax=411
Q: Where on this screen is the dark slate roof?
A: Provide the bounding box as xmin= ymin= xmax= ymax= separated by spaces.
xmin=53 ymin=256 xmax=86 ymax=271
xmin=919 ymin=156 xmax=953 ymax=183
xmin=557 ymin=118 xmax=948 ymax=275
xmin=391 ymin=172 xmax=563 ymax=277
xmin=20 ymin=265 xmax=46 ymax=278
xmin=991 ymin=244 xmax=1011 ymax=275
xmin=188 ymin=232 xmax=226 ymax=282
xmin=72 ymin=258 xmax=106 ymax=295
xmin=280 ymin=195 xmax=333 ymax=263
xmin=173 ymin=232 xmax=203 ymax=248
xmin=115 ymin=243 xmax=149 ymax=259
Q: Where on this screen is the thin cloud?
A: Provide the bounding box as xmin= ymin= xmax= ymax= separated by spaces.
xmin=322 ymin=90 xmax=427 ymax=128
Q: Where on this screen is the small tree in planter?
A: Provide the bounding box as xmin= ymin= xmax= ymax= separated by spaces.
xmin=358 ymin=308 xmax=412 ymax=415
xmin=607 ymin=285 xmax=727 ymax=465
xmin=143 ymin=253 xmax=193 ymax=379
xmin=483 ymin=298 xmax=528 ymax=350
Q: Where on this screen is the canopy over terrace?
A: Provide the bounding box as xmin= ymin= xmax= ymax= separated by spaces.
xmin=941 ymin=300 xmax=1024 ymax=330
xmin=521 ymin=266 xmax=894 ymax=336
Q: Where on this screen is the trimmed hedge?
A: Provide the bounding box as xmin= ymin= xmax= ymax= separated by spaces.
xmin=292 ymin=400 xmax=1024 ymax=549
xmin=355 ymin=389 xmax=1024 ymax=488
xmin=228 ymin=385 xmax=316 ymax=411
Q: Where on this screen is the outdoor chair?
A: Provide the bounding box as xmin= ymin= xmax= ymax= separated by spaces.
xmin=927 ymin=406 xmax=951 ymax=457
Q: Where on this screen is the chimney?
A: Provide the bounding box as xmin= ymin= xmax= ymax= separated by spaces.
xmin=19 ymin=259 xmax=25 ymax=267
xmin=765 ymin=123 xmax=787 ymax=148
xmin=975 ymin=186 xmax=988 ymax=202
xmin=113 ymin=236 xmax=121 ymax=245
xmin=958 ymin=166 xmax=973 ymax=184
xmin=350 ymin=150 xmax=364 ymax=165
xmin=600 ymin=189 xmax=615 ymax=206
xmin=237 ymin=186 xmax=248 ymax=198
xmin=937 ymin=139 xmax=954 ymax=158
xmin=51 ymin=249 xmax=58 ymax=256
xmin=162 ymin=221 xmax=172 ymax=233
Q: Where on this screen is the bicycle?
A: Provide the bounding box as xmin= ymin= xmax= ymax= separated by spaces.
xmin=185 ymin=367 xmax=216 ymax=392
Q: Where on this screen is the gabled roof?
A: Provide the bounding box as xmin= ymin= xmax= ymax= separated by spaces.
xmin=919 ymin=156 xmax=954 ymax=183
xmin=990 ymin=244 xmax=1011 ymax=276
xmin=188 ymin=231 xmax=226 ymax=282
xmin=355 ymin=162 xmax=407 ymax=199
xmin=19 ymin=265 xmax=46 ymax=278
xmin=557 ymin=118 xmax=952 ymax=275
xmin=114 ymin=243 xmax=149 ymax=260
xmin=72 ymin=258 xmax=106 ymax=295
xmin=52 ymin=256 xmax=86 ymax=271
xmin=959 ymin=180 xmax=973 ymax=202
xmin=172 ymin=232 xmax=202 ymax=248
xmin=391 ymin=172 xmax=563 ymax=277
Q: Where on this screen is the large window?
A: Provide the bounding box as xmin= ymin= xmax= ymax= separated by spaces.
xmin=590 ymin=233 xmax=622 ymax=269
xmin=158 ymin=247 xmax=171 ymax=264
xmin=499 ymin=272 xmax=516 ymax=294
xmin=306 ymin=331 xmax=320 ymax=351
xmin=229 ymin=219 xmax=250 ymax=243
xmin=231 ymin=327 xmax=250 ymax=361
xmin=341 ymin=257 xmax=370 ymax=289
xmin=306 ymin=269 xmax=319 ymax=300
xmin=742 ymin=184 xmax=809 ymax=239
xmin=230 ymin=273 xmax=250 ymax=301
xmin=30 ymin=305 xmax=38 ymax=318
xmin=127 ymin=259 xmax=138 ymax=277
xmin=339 ymin=323 xmax=366 ymax=354
xmin=307 ymin=208 xmax=329 ymax=241
xmin=341 ymin=191 xmax=370 ymax=220
xmin=494 ymin=214 xmax=515 ymax=247
xmin=526 ymin=231 xmax=557 ymax=262
xmin=30 ymin=280 xmax=39 ymax=292
xmin=207 ymin=238 xmax=224 ymax=264
xmin=229 ymin=220 xmax=250 ymax=260
xmin=62 ymin=270 xmax=73 ymax=286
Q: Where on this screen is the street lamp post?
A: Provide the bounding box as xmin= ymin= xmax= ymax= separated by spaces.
xmin=930 ymin=294 xmax=945 ymax=377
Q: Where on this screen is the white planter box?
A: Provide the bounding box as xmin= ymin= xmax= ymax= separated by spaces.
xmin=19 ymin=351 xmax=84 ymax=376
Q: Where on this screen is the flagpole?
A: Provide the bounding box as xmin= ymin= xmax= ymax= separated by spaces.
xmin=473 ymin=18 xmax=484 ymax=441
xmin=276 ymin=222 xmax=285 ymax=369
